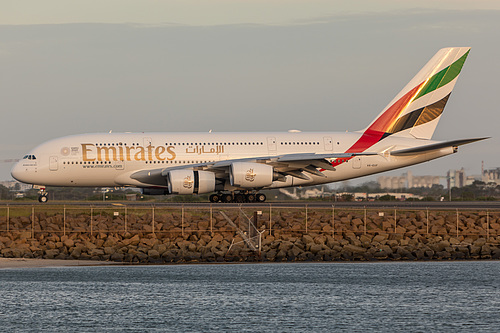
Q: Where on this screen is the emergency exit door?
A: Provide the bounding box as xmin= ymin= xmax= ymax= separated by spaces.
xmin=323 ymin=137 xmax=333 ymax=151
xmin=267 ymin=137 xmax=277 ymax=152
xmin=49 ymin=156 xmax=58 ymax=171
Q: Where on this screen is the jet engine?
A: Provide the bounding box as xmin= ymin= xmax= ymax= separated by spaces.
xmin=166 ymin=170 xmax=216 ymax=194
xmin=230 ymin=162 xmax=274 ymax=188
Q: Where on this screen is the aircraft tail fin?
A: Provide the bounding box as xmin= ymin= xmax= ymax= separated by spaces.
xmin=360 ymin=47 xmax=470 ymax=140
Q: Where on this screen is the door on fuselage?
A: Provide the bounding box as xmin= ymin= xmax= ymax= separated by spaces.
xmin=323 ymin=137 xmax=333 ymax=151
xmin=267 ymin=137 xmax=277 ymax=152
xmin=352 ymin=157 xmax=361 ymax=169
xmin=49 ymin=156 xmax=58 ymax=171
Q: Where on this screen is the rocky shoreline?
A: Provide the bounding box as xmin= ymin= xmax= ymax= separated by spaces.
xmin=1 ymin=209 xmax=499 ymax=263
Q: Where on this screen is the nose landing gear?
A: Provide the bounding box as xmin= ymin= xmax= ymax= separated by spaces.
xmin=36 ymin=186 xmax=48 ymax=203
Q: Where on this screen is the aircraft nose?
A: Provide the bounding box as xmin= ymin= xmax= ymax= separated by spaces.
xmin=11 ymin=161 xmax=26 ymax=183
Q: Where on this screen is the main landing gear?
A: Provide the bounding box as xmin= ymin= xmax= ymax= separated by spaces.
xmin=209 ymin=192 xmax=266 ymax=203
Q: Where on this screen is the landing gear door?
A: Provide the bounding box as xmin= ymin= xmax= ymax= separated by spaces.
xmin=49 ymin=156 xmax=58 ymax=171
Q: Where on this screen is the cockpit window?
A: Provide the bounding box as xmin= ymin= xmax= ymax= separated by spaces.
xmin=22 ymin=155 xmax=37 ymax=160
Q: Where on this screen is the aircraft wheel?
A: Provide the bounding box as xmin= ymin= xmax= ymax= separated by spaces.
xmin=209 ymin=194 xmax=220 ymax=203
xmin=246 ymin=193 xmax=256 ymax=202
xmin=38 ymin=195 xmax=48 ymax=203
xmin=222 ymin=193 xmax=233 ymax=203
xmin=234 ymin=193 xmax=246 ymax=203
xmin=256 ymin=193 xmax=266 ymax=202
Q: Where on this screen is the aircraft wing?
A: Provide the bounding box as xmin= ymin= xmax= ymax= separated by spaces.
xmin=129 ymin=151 xmax=377 ymax=186
xmin=390 ymin=138 xmax=489 ymax=156
xmin=166 ymin=152 xmax=377 ymax=180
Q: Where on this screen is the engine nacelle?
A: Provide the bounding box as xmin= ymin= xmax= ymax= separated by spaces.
xmin=167 ymin=170 xmax=216 ymax=194
xmin=230 ymin=162 xmax=273 ymax=188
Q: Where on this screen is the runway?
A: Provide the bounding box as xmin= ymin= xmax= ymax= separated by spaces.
xmin=3 ymin=200 xmax=500 ymax=209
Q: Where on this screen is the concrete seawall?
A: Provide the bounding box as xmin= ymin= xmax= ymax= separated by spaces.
xmin=1 ymin=206 xmax=500 ymax=262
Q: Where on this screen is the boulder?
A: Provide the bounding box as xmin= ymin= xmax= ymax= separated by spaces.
xmin=302 ymin=234 xmax=314 ymax=245
xmin=491 ymin=248 xmax=500 ymax=259
xmin=425 ymin=250 xmax=435 ymax=258
xmin=63 ymin=238 xmax=75 ymax=248
xmin=373 ymin=234 xmax=388 ymax=243
xmin=70 ymin=248 xmax=82 ymax=259
xmin=309 ymin=244 xmax=324 ymax=254
xmin=436 ymin=251 xmax=451 ymax=259
xmin=373 ymin=249 xmax=388 ymax=259
xmin=264 ymin=249 xmax=277 ymax=261
xmin=148 ymin=250 xmax=160 ymax=259
xmin=278 ymin=241 xmax=294 ymax=252
xmin=44 ymin=249 xmax=60 ymax=259
xmin=110 ymin=252 xmax=125 ymax=261
xmin=481 ymin=245 xmax=492 ymax=258
xmin=212 ymin=234 xmax=224 ymax=242
xmin=103 ymin=236 xmax=118 ymax=248
xmin=359 ymin=234 xmax=372 ymax=244
xmin=86 ymin=248 xmax=102 ymax=257
xmin=343 ymin=244 xmax=366 ymax=255
xmin=136 ymin=252 xmax=149 ymax=261
xmin=288 ymin=245 xmax=303 ymax=258
xmin=103 ymin=247 xmax=115 ymax=255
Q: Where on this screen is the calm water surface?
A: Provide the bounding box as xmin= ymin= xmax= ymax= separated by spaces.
xmin=0 ymin=262 xmax=499 ymax=332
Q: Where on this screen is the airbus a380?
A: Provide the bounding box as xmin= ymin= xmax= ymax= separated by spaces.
xmin=11 ymin=47 xmax=487 ymax=203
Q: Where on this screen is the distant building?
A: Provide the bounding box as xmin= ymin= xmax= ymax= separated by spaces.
xmin=482 ymin=166 xmax=500 ymax=186
xmin=279 ymin=186 xmax=333 ymax=199
xmin=447 ymin=168 xmax=466 ymax=188
xmin=338 ymin=192 xmax=423 ymax=201
xmin=446 ymin=168 xmax=481 ymax=188
xmin=378 ymin=171 xmax=440 ymax=189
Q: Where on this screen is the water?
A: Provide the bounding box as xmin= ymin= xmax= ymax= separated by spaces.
xmin=0 ymin=262 xmax=499 ymax=332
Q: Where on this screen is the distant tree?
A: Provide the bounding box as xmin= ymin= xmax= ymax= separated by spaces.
xmin=378 ymin=194 xmax=396 ymax=201
xmin=342 ymin=181 xmax=381 ymax=194
xmin=340 ymin=193 xmax=354 ymax=202
xmin=472 ymin=180 xmax=486 ymax=187
xmin=0 ymin=184 xmax=13 ymax=200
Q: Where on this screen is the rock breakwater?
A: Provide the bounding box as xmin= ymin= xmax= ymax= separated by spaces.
xmin=1 ymin=208 xmax=499 ymax=263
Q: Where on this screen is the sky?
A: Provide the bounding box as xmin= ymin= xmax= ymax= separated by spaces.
xmin=1 ymin=0 xmax=499 ymax=185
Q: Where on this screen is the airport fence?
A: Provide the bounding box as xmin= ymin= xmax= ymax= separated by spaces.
xmin=0 ymin=204 xmax=499 ymax=242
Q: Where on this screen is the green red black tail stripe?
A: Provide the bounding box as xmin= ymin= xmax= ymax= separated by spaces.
xmin=387 ymin=94 xmax=450 ymax=134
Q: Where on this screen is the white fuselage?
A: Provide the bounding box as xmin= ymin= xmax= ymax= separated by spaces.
xmin=11 ymin=131 xmax=454 ymax=191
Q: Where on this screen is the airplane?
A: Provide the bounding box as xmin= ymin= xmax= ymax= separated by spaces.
xmin=11 ymin=47 xmax=487 ymax=203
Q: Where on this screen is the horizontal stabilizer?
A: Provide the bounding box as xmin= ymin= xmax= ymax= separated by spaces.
xmin=390 ymin=138 xmax=488 ymax=156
